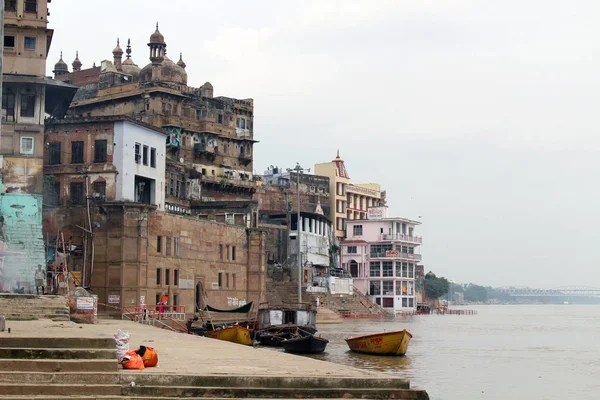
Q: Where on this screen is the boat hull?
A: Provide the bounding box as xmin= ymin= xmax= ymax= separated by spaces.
xmin=345 ymin=330 xmax=412 ymax=356
xmin=282 ymin=335 xmax=329 ymax=354
xmin=204 ymin=325 xmax=254 ymax=346
xmin=257 ymin=325 xmax=318 ymax=347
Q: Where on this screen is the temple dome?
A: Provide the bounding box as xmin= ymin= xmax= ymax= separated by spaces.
xmin=149 ymin=23 xmax=165 ymax=44
xmin=53 ymin=52 xmax=69 ymax=74
xmin=139 ymin=56 xmax=187 ymax=85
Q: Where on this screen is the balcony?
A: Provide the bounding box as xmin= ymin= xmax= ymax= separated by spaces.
xmin=370 ymin=252 xmax=422 ymax=261
xmin=382 ymin=234 xmax=422 ymax=243
xmin=236 ymin=128 xmax=252 ymax=139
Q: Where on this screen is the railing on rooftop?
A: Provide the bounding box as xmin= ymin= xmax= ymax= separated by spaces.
xmin=370 ymin=252 xmax=422 ymax=261
xmin=382 ymin=234 xmax=423 ymax=243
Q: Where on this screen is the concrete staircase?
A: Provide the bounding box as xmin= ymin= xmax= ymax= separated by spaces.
xmin=266 ymin=278 xmax=388 ymax=316
xmin=0 ymin=294 xmax=70 ymax=321
xmin=0 ymin=335 xmax=428 ymax=399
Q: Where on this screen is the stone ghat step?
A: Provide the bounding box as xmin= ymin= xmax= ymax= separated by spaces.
xmin=0 ymin=397 xmax=389 ymax=400
xmin=4 ymin=315 xmax=70 ymax=322
xmin=0 ymin=359 xmax=118 ymax=373
xmin=0 ymin=347 xmax=117 ymax=360
xmin=0 ymin=337 xmax=116 ymax=349
xmin=0 ymin=372 xmax=410 ymax=390
xmin=0 ymin=383 xmax=429 ymax=399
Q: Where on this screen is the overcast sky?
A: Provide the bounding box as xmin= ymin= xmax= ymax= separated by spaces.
xmin=47 ymin=0 xmax=600 ymax=288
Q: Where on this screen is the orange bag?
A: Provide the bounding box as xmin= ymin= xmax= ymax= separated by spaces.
xmin=141 ymin=346 xmax=158 ymax=367
xmin=121 ymin=350 xmax=145 ymax=370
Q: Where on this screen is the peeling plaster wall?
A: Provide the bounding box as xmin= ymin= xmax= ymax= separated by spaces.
xmin=0 ymin=174 xmax=45 ymax=293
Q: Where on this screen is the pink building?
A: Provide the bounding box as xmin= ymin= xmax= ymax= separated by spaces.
xmin=340 ymin=208 xmax=422 ymax=313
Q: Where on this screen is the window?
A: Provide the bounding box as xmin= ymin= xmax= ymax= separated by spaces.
xmin=49 ymin=143 xmax=61 ymax=164
xmin=382 ymin=298 xmax=394 ymax=308
xmin=5 ymin=1 xmax=16 ymax=11
xmin=370 ymin=244 xmax=393 ymax=258
xmin=218 ymin=272 xmax=223 ymax=288
xmin=173 ymin=294 xmax=178 ymax=306
xmin=71 ymin=141 xmax=84 ymax=164
xmin=94 ymin=140 xmax=107 ymax=163
xmin=232 ymin=273 xmax=236 ymax=289
xmin=165 ymin=269 xmax=170 ymax=285
xmin=201 ymin=110 xmax=207 ymax=118
xmin=156 ymin=268 xmax=161 ymax=285
xmin=174 ymin=269 xmax=179 ymax=286
xmin=2 ymin=91 xmax=15 ymax=121
xmin=382 ymin=261 xmax=393 ymax=277
xmin=20 ymin=137 xmax=34 ymax=155
xmin=46 ymin=182 xmax=60 ymax=206
xmin=174 ymin=237 xmax=180 ymax=257
xmin=408 ymin=263 xmax=415 ymax=278
xmin=383 ymin=281 xmax=394 ymax=296
xmin=93 ymin=181 xmax=106 ymax=197
xmin=409 ymin=298 xmax=414 ymax=308
xmin=143 ymin=145 xmax=148 ymax=165
xmin=134 ymin=142 xmax=141 ymax=164
xmin=352 ymin=225 xmax=363 ymax=236
xmin=24 ymin=37 xmax=35 ymax=49
xmin=402 ymin=298 xmax=408 ymax=308
xmin=402 ymin=262 xmax=408 ymax=278
xmin=347 ymin=246 xmax=357 ymax=254
xmin=226 ymin=245 xmax=230 ymax=261
xmin=4 ymin=36 xmax=15 ymax=48
xmin=369 ymin=261 xmax=380 ymax=277
xmin=165 ymin=237 xmax=171 ymax=256
xmin=168 ymin=172 xmax=185 ymax=199
xmin=70 ymin=182 xmax=84 ymax=205
xmin=231 ymin=246 xmax=236 ymax=261
xmin=150 ymin=148 xmax=156 ymax=168
xmin=20 ymin=94 xmax=35 ymax=117
xmin=218 ymin=114 xmax=223 ymax=124
xmin=155 ymin=293 xmax=161 ymax=305
xmin=182 ymin=136 xmax=186 ymax=147
xmin=195 ymin=109 xmax=201 ymax=120
xmin=226 ymin=273 xmax=229 ymax=289
xmin=24 ymin=0 xmax=37 ymax=13
xmin=369 ymin=280 xmax=381 ymax=296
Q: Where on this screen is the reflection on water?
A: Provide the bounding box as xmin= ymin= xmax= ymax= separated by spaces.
xmin=260 ymin=305 xmax=600 ymax=400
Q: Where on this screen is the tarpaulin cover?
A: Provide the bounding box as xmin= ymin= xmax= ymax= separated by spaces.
xmin=205 ymin=301 xmax=253 ymax=313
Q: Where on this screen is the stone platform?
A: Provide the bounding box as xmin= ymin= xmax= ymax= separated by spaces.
xmin=0 ymin=318 xmax=429 ymax=399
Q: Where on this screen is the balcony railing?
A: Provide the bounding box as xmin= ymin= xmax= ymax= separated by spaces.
xmin=236 ymin=128 xmax=252 ymax=139
xmin=370 ymin=252 xmax=422 ymax=261
xmin=194 ymin=143 xmax=216 ymax=153
xmin=382 ymin=234 xmax=422 ymax=243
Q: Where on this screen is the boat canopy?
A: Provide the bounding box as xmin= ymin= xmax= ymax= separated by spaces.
xmin=204 ymin=301 xmax=253 ymax=314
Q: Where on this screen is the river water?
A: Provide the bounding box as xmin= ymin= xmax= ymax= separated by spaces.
xmin=279 ymin=305 xmax=600 ymax=400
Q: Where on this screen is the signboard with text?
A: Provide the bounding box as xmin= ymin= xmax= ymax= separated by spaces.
xmin=76 ymin=297 xmax=94 ymax=310
xmin=108 ymin=294 xmax=120 ymax=304
xmin=385 ymin=250 xmax=399 ymax=257
xmin=367 ymin=206 xmax=387 ymax=220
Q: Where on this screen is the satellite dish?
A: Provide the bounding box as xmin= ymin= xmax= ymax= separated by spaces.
xmin=180 ymin=157 xmax=184 ymax=163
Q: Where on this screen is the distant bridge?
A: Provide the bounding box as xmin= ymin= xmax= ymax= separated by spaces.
xmin=502 ymin=286 xmax=600 ymax=297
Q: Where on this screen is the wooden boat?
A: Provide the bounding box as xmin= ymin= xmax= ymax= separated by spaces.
xmin=257 ymin=303 xmax=318 ymax=347
xmin=204 ymin=324 xmax=254 ymax=346
xmin=282 ymin=335 xmax=328 ymax=354
xmin=345 ymin=330 xmax=412 ymax=356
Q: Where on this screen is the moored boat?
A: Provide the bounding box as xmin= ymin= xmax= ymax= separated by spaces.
xmin=204 ymin=324 xmax=254 ymax=346
xmin=257 ymin=303 xmax=318 ymax=347
xmin=345 ymin=330 xmax=412 ymax=356
xmin=281 ymin=335 xmax=329 ymax=354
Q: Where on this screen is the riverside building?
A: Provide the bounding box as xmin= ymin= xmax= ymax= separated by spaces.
xmin=340 ymin=207 xmax=422 ymax=313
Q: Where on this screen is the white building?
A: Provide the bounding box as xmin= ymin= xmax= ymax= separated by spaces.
xmin=289 ymin=211 xmax=332 ymax=269
xmin=340 ymin=207 xmax=422 ymax=313
xmin=113 ymin=120 xmax=166 ymax=210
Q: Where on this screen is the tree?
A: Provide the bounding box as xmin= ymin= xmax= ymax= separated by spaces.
xmin=424 ymin=272 xmax=449 ymax=300
xmin=464 ymin=284 xmax=488 ymax=303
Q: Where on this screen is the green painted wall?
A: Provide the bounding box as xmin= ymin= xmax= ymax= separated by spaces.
xmin=0 ymin=175 xmax=45 ymax=293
